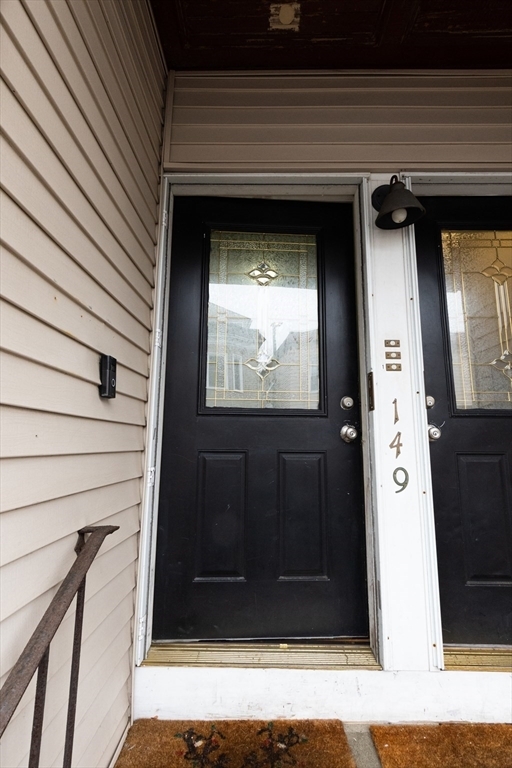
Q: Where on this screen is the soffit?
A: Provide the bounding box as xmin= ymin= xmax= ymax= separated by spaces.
xmin=149 ymin=0 xmax=512 ymax=71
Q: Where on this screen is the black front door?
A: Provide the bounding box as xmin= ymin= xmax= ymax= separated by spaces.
xmin=415 ymin=197 xmax=512 ymax=645
xmin=153 ymin=197 xmax=368 ymax=641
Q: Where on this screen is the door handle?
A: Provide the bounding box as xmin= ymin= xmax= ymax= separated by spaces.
xmin=340 ymin=425 xmax=358 ymax=443
xmin=428 ymin=424 xmax=442 ymax=441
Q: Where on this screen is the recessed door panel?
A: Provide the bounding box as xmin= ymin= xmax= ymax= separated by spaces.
xmin=278 ymin=452 xmax=327 ymax=580
xmin=457 ymin=454 xmax=512 ymax=586
xmin=195 ymin=452 xmax=246 ymax=581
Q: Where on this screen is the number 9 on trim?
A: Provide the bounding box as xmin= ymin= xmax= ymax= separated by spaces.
xmin=393 ymin=467 xmax=409 ymax=493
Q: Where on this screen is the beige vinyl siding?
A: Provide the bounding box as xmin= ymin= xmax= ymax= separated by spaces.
xmin=165 ymin=72 xmax=512 ymax=171
xmin=0 ymin=0 xmax=165 ymax=766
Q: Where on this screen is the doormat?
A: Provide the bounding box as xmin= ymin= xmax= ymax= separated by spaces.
xmin=114 ymin=719 xmax=356 ymax=768
xmin=370 ymin=723 xmax=512 ymax=768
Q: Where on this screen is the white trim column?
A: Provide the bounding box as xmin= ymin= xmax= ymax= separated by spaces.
xmin=360 ymin=174 xmax=444 ymax=671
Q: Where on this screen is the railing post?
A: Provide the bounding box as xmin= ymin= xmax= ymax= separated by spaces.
xmin=62 ymin=575 xmax=86 ymax=768
xmin=28 ymin=647 xmax=50 ymax=768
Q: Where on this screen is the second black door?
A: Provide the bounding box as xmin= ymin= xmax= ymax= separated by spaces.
xmin=416 ymin=197 xmax=512 ymax=645
xmin=153 ymin=197 xmax=368 ymax=641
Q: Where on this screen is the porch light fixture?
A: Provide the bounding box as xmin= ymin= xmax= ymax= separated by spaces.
xmin=372 ymin=175 xmax=426 ymax=229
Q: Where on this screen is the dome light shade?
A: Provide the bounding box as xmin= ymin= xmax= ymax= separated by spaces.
xmin=372 ymin=175 xmax=426 ymax=230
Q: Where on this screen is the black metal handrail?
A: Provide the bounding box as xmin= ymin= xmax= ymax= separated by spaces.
xmin=0 ymin=525 xmax=118 ymax=767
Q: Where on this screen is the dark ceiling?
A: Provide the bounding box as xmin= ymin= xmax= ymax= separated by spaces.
xmin=150 ymin=0 xmax=512 ymax=71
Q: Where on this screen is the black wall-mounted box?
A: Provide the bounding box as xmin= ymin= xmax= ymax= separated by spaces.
xmin=99 ymin=354 xmax=117 ymax=398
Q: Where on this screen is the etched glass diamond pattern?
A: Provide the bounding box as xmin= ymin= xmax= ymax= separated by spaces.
xmin=481 ymin=257 xmax=512 ymax=286
xmin=243 ymin=353 xmax=281 ymax=379
xmin=490 ymin=349 xmax=512 ymax=381
xmin=247 ymin=262 xmax=279 ymax=285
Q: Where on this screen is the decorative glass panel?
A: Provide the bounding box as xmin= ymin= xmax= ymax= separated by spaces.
xmin=442 ymin=230 xmax=512 ymax=410
xmin=206 ymin=231 xmax=320 ymax=409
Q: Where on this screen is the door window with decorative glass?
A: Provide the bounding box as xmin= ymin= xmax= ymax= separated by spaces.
xmin=442 ymin=230 xmax=512 ymax=409
xmin=205 ymin=231 xmax=321 ymax=410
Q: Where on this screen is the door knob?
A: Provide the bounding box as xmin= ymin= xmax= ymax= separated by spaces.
xmin=340 ymin=425 xmax=358 ymax=443
xmin=428 ymin=424 xmax=442 ymax=441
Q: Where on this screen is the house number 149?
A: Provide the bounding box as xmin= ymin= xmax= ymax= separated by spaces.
xmin=390 ymin=398 xmax=409 ymax=492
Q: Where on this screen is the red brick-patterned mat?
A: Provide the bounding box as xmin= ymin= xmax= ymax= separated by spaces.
xmin=370 ymin=723 xmax=512 ymax=768
xmin=114 ymin=719 xmax=356 ymax=768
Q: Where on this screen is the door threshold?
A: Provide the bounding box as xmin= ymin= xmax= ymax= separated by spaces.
xmin=443 ymin=646 xmax=512 ymax=672
xmin=143 ymin=641 xmax=380 ymax=669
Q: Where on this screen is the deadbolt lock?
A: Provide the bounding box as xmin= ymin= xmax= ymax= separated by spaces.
xmin=426 ymin=395 xmax=436 ymax=408
xmin=340 ymin=425 xmax=358 ymax=443
xmin=340 ymin=396 xmax=354 ymax=409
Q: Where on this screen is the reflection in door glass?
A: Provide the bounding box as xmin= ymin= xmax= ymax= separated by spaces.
xmin=442 ymin=230 xmax=512 ymax=409
xmin=206 ymin=231 xmax=320 ymax=409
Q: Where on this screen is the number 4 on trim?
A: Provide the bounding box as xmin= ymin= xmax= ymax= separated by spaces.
xmin=389 ymin=431 xmax=403 ymax=459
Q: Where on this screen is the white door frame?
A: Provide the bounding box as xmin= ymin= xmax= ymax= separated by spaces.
xmin=134 ymin=171 xmax=511 ymax=671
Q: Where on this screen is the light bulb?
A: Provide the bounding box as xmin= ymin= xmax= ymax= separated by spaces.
xmin=391 ymin=208 xmax=407 ymax=224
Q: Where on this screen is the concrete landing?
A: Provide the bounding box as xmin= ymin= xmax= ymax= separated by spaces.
xmin=344 ymin=724 xmax=382 ymax=768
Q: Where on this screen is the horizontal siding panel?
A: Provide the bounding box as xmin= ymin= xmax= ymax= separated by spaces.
xmin=0 ymin=537 xmax=78 ymax=622
xmin=0 ymin=559 xmax=136 ymax=685
xmin=0 ymin=483 xmax=140 ymax=564
xmin=1 ymin=196 xmax=151 ymax=350
xmin=15 ymin=0 xmax=159 ymax=224
xmin=36 ymin=0 xmax=160 ymax=195
xmin=66 ymin=0 xmax=160 ymax=177
xmin=173 ymin=87 xmax=512 ymax=109
xmin=0 ymin=146 xmax=152 ymax=321
xmin=121 ymin=0 xmax=166 ymax=101
xmin=169 ymin=142 xmax=511 ymax=165
xmin=0 ymin=409 xmax=144 ymax=459
xmin=0 ymin=30 xmax=156 ymax=259
xmin=100 ymin=0 xmax=163 ymax=140
xmin=0 ymin=247 xmax=149 ymax=374
xmin=4 ymin=603 xmax=133 ymax=767
xmin=76 ymin=614 xmax=132 ymax=728
xmin=97 ymin=714 xmax=130 ymax=768
xmin=48 ymin=633 xmax=132 ymax=768
xmin=88 ymin=705 xmax=131 ymax=768
xmin=0 ymin=451 xmax=142 ymax=514
xmin=81 ymin=0 xmax=161 ymax=151
xmin=0 ymin=526 xmax=138 ymax=621
xmin=84 ymin=533 xmax=139 ymax=608
xmin=173 ymin=105 xmax=512 ymax=126
xmin=1 ymin=103 xmax=154 ymax=300
xmin=75 ymin=669 xmax=131 ymax=768
xmin=167 ymin=72 xmax=512 ymax=172
xmin=0 ymin=680 xmax=35 ymax=766
xmin=5 ymin=592 xmax=132 ymax=730
xmin=168 ymin=161 xmax=510 ymax=171
xmin=0 ymin=301 xmax=148 ymax=400
xmin=175 ymin=74 xmax=512 ymax=91
xmin=171 ymin=123 xmax=512 ymax=145
xmin=0 ymin=352 xmax=146 ymax=425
